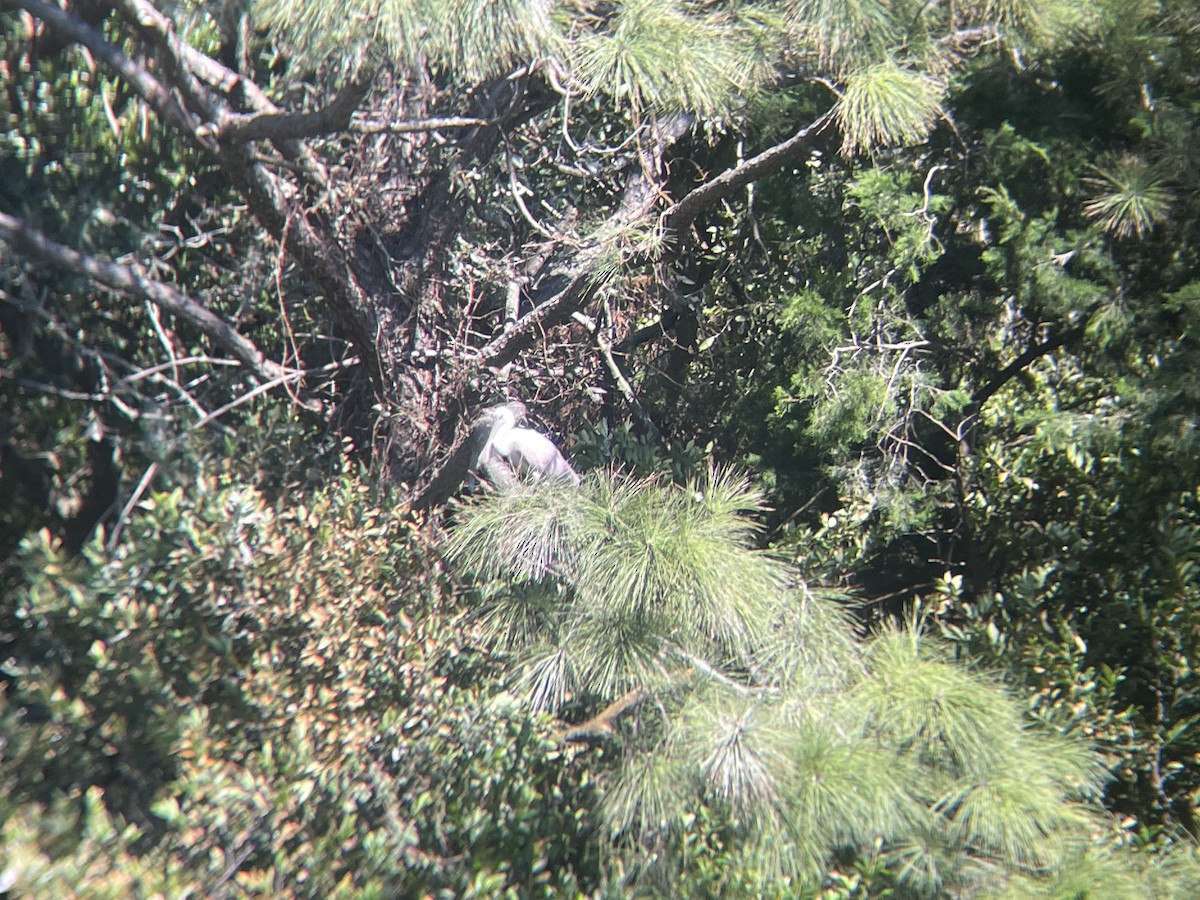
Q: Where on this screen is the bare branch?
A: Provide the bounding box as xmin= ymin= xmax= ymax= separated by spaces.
xmin=476 ymin=111 xmax=835 ymax=378
xmin=219 ymin=67 xmax=377 ymax=144
xmin=505 ymin=142 xmax=558 ymax=240
xmin=113 ymin=0 xmax=221 ymax=125
xmin=476 ymin=253 xmax=601 ymax=369
xmin=0 ymin=212 xmax=291 ymax=386
xmin=574 ymin=311 xmax=661 ymax=438
xmin=350 ymin=116 xmax=489 ymax=135
xmin=664 ymin=109 xmax=835 ymax=238
xmin=105 ymin=356 xmax=354 ymax=549
xmin=473 ymin=117 xmax=692 ymax=370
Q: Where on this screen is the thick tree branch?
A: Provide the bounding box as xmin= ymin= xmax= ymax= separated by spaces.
xmin=476 ymin=253 xmax=603 ymax=369
xmin=219 ymin=67 xmax=378 ymax=143
xmin=216 ymin=142 xmax=384 ymax=390
xmin=972 ymin=327 xmax=1081 ymax=407
xmin=114 ymin=0 xmax=221 ymax=125
xmin=613 ymin=308 xmax=681 ymax=354
xmin=412 ymin=412 xmax=499 ymax=510
xmin=0 ymin=212 xmax=291 ymax=385
xmin=20 ymin=0 xmax=374 ymax=383
xmin=663 ymin=109 xmax=835 ymax=238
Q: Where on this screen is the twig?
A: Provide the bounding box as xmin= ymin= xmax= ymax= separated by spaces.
xmin=106 ymin=462 xmax=159 ymax=551
xmin=666 ymin=647 xmax=771 ymax=698
xmin=574 ymin=309 xmax=660 ymax=438
xmin=145 ymin=300 xmax=180 ymax=385
xmin=119 ymin=355 xmax=240 ymax=384
xmin=350 ymin=116 xmax=488 ymax=134
xmin=505 ymin=141 xmax=558 ymax=240
xmin=207 ymin=841 xmax=256 ymax=895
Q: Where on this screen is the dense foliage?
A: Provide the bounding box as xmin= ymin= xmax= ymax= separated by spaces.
xmin=2 ymin=475 xmax=602 ymax=896
xmin=3 ymin=0 xmax=1200 ymax=895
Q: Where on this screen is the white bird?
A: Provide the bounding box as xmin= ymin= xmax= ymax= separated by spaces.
xmin=478 ymin=403 xmax=580 ymax=487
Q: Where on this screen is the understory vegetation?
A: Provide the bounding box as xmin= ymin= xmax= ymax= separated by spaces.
xmin=3 ymin=0 xmax=1200 ymax=896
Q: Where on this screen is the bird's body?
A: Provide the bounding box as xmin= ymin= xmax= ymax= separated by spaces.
xmin=479 ymin=404 xmax=580 ymax=486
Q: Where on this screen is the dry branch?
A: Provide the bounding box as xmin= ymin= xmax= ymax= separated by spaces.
xmin=664 ymin=109 xmax=835 ymax=238
xmin=0 ymin=212 xmax=294 ymax=387
xmin=350 ymin=116 xmax=489 ymax=135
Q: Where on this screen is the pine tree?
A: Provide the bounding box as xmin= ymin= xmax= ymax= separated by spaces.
xmin=449 ymin=470 xmax=1185 ymax=893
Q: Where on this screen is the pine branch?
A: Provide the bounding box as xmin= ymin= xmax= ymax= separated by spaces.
xmin=0 ymin=212 xmax=294 ymax=388
xmin=475 ymin=113 xmax=691 ymax=369
xmin=663 ymin=108 xmax=835 ymax=238
xmin=476 ymin=250 xmax=603 ymax=369
xmin=24 ymin=0 xmax=373 ymax=371
xmin=219 ymin=65 xmax=378 ymax=143
xmin=114 ymin=0 xmax=221 ymax=125
xmin=557 ymin=688 xmax=648 ymax=745
xmin=126 ymin=1 xmax=333 ymax=187
xmin=413 ymin=412 xmax=498 ymax=510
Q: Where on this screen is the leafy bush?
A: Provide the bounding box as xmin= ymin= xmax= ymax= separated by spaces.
xmin=1 ymin=472 xmax=600 ymax=896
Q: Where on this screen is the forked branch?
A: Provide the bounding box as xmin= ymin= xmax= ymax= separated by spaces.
xmin=15 ymin=0 xmax=208 ymax=147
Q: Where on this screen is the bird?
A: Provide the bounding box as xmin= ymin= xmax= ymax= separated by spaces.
xmin=477 ymin=402 xmax=580 ymax=487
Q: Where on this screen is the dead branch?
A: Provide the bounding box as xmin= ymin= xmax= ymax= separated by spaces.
xmin=350 ymin=116 xmax=489 ymax=135
xmin=573 ymin=311 xmax=661 ymax=438
xmin=0 ymin=212 xmax=294 ymax=387
xmin=663 ymin=109 xmax=835 ymax=238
